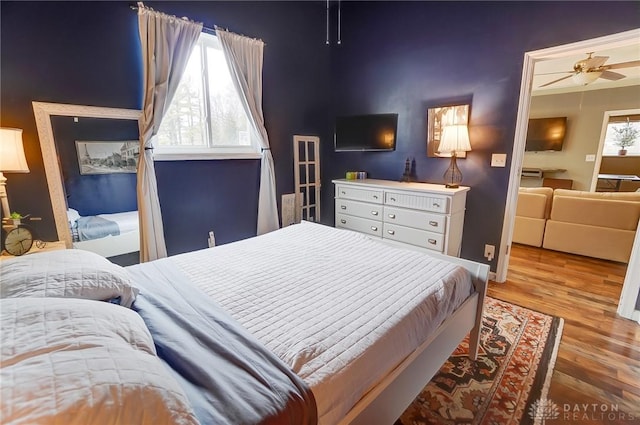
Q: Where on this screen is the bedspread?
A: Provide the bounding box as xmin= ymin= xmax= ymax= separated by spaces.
xmin=128 ymin=260 xmax=317 ymax=425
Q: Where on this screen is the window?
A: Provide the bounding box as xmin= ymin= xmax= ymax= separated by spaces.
xmin=154 ymin=32 xmax=259 ymax=159
xmin=602 ymin=115 xmax=640 ymax=157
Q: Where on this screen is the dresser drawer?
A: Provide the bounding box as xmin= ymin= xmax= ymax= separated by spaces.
xmin=336 ymin=213 xmax=383 ymax=237
xmin=385 ymin=191 xmax=448 ymax=213
xmin=336 ymin=185 xmax=383 ymax=204
xmin=383 ymin=206 xmax=446 ymax=234
xmin=336 ymin=199 xmax=383 ymax=220
xmin=383 ymin=223 xmax=444 ymax=252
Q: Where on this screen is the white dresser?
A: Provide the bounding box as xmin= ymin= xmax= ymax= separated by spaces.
xmin=333 ymin=179 xmax=469 ymax=257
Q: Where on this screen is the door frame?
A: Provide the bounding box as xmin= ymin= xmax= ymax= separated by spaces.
xmin=496 ymin=29 xmax=640 ymax=303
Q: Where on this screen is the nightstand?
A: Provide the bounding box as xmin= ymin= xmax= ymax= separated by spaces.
xmin=1 ymin=240 xmax=67 ymax=260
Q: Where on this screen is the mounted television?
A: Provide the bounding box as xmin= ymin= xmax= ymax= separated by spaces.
xmin=334 ymin=113 xmax=398 ymax=152
xmin=525 ymin=117 xmax=567 ymax=152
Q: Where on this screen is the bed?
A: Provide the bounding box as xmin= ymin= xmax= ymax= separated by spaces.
xmin=0 ymin=221 xmax=488 ymax=425
xmin=67 ymin=208 xmax=140 ymax=258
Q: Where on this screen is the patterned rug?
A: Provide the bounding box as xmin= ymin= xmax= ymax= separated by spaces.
xmin=397 ymin=297 xmax=563 ymax=425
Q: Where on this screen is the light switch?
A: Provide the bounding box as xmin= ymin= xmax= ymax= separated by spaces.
xmin=585 ymin=154 xmax=596 ymax=162
xmin=491 ymin=153 xmax=507 ymax=167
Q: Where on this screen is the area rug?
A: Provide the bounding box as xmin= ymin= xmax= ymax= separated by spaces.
xmin=397 ymin=297 xmax=564 ymax=425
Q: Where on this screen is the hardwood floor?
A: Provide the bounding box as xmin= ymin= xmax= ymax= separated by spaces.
xmin=488 ymin=244 xmax=640 ymax=425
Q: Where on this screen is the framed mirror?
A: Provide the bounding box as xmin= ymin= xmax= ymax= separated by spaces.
xmin=33 ymin=102 xmax=141 ymax=252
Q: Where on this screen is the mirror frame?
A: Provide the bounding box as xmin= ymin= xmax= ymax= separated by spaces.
xmin=32 ymin=101 xmax=141 ymax=247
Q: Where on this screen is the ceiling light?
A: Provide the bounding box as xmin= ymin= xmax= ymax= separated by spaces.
xmin=572 ymin=71 xmax=602 ymax=86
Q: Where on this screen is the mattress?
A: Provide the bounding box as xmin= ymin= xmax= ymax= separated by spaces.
xmin=167 ymin=221 xmax=474 ymax=425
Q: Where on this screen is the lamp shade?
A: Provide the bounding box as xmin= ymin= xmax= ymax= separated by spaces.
xmin=438 ymin=124 xmax=471 ymax=154
xmin=0 ymin=128 xmax=29 ymax=173
xmin=572 ymin=71 xmax=602 ymax=86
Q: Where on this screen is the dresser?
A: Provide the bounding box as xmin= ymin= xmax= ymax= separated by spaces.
xmin=333 ymin=179 xmax=469 ymax=257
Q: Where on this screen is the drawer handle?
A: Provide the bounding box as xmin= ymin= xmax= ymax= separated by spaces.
xmin=371 ymin=226 xmax=378 ymax=232
xmin=433 ymin=203 xmax=440 ymax=208
xmin=371 ymin=211 xmax=378 ymax=216
xmin=341 ymin=205 xmax=347 ymax=210
xmin=390 ymin=197 xmax=396 ymax=202
xmin=341 ymin=191 xmax=346 ymax=195
xmin=428 ymin=238 xmax=437 ymax=245
xmin=388 ymin=214 xmax=396 ymax=219
xmin=429 ymin=220 xmax=438 ymax=227
xmin=373 ymin=195 xmax=379 ymax=199
xmin=387 ymin=230 xmax=395 ymax=235
xmin=340 ymin=219 xmax=346 ymax=224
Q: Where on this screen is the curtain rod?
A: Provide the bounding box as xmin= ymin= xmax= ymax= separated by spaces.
xmin=129 ymin=3 xmax=265 ymax=45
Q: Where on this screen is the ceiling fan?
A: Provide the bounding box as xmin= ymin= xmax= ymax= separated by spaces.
xmin=538 ymin=52 xmax=640 ymax=88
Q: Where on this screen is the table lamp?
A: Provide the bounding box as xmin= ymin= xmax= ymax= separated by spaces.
xmin=438 ymin=124 xmax=471 ymax=188
xmin=0 ymin=128 xmax=30 ymax=220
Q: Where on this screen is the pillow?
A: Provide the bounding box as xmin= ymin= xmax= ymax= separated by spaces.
xmin=0 ymin=249 xmax=138 ymax=307
xmin=1 ymin=298 xmax=199 ymax=425
xmin=67 ymin=208 xmax=81 ymax=226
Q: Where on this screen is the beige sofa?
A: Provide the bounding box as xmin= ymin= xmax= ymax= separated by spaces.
xmin=542 ymin=189 xmax=640 ymax=263
xmin=513 ymin=187 xmax=554 ymax=247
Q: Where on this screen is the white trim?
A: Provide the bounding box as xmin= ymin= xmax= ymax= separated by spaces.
xmin=32 ymin=101 xmax=141 ymax=248
xmin=154 ymin=152 xmax=261 ymax=161
xmin=618 ymin=217 xmax=640 ymax=323
xmin=496 ymin=28 xmax=640 ymax=283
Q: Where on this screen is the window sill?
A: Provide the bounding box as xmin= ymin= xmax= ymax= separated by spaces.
xmin=153 ymin=152 xmax=262 ymax=161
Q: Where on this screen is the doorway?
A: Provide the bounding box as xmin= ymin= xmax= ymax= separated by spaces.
xmin=496 ymin=28 xmax=640 ymax=320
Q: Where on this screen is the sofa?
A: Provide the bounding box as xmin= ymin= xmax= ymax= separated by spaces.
xmin=513 ymin=187 xmax=554 ymax=247
xmin=542 ymin=189 xmax=640 ymax=263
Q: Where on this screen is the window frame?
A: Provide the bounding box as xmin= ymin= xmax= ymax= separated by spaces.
xmin=153 ymin=32 xmax=261 ymax=161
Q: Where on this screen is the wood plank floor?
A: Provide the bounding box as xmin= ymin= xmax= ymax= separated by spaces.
xmin=489 ymin=244 xmax=640 ymax=425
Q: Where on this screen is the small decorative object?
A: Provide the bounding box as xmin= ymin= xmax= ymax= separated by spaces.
xmin=612 ymin=119 xmax=638 ymax=156
xmin=346 ymin=171 xmax=357 ymax=180
xmin=400 ymin=157 xmax=417 ymax=182
xmin=438 ymin=124 xmax=471 ymax=188
xmin=8 ymin=211 xmax=23 ymax=226
xmin=356 ymin=171 xmax=367 ymax=179
xmin=3 ymin=226 xmax=33 ymax=256
xmin=76 ymin=140 xmax=139 ymax=175
xmin=427 ymin=104 xmax=470 ymax=158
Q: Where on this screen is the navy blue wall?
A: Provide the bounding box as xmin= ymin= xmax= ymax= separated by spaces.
xmin=324 ymin=1 xmax=639 ymax=267
xmin=1 ymin=1 xmax=330 ymax=255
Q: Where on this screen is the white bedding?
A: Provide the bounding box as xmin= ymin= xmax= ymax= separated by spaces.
xmin=168 ymin=221 xmax=474 ymax=425
xmin=0 ymin=298 xmax=198 ymax=425
xmin=97 ymin=210 xmax=139 ymax=234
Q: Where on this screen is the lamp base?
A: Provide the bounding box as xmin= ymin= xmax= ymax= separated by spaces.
xmin=445 ymin=183 xmax=460 ymax=189
xmin=443 ymin=154 xmax=463 ymax=188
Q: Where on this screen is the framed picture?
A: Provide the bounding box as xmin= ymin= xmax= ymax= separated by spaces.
xmin=427 ymin=104 xmax=470 ymax=158
xmin=76 ymin=141 xmax=139 ymax=175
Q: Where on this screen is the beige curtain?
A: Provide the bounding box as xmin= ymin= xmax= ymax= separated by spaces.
xmin=137 ymin=4 xmax=202 ymax=262
xmin=216 ymin=28 xmax=279 ymax=235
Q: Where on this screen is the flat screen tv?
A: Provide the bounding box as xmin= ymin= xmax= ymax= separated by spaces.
xmin=334 ymin=113 xmax=398 ymax=152
xmin=525 ymin=117 xmax=567 ymax=152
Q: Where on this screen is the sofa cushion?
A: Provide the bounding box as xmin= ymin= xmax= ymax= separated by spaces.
xmin=516 ymin=193 xmax=547 ymax=219
xmin=550 ymin=196 xmax=640 ymax=231
xmin=553 ymin=189 xmax=640 ymax=201
xmin=518 ymin=187 xmax=553 ymax=218
xmin=513 ymin=216 xmax=545 ymax=247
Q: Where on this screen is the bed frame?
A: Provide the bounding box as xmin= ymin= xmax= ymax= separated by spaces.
xmin=338 ymin=240 xmax=489 ymax=425
xmin=73 ymin=231 xmax=140 ymax=259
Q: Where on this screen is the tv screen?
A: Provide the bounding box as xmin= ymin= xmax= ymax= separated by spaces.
xmin=525 ymin=117 xmax=567 ymax=152
xmin=334 ymin=113 xmax=398 ymax=152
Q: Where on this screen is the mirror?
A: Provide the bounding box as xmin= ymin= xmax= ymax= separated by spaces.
xmin=33 ymin=102 xmax=141 ymax=261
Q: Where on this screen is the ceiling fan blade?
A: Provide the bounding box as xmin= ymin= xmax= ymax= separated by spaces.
xmin=584 ymin=55 xmax=608 ymax=69
xmin=600 ymin=70 xmax=626 ymax=81
xmin=535 ymin=71 xmax=573 ymax=76
xmin=606 ymin=60 xmax=640 ymax=70
xmin=539 ymin=74 xmax=573 ymax=88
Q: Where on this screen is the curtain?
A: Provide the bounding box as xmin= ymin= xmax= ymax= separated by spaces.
xmin=137 ymin=4 xmax=202 ymax=262
xmin=216 ymin=28 xmax=279 ymax=235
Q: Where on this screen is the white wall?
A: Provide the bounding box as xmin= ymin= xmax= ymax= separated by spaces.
xmin=523 ymin=85 xmax=640 ymax=190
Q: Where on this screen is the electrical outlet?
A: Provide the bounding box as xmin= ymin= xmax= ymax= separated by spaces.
xmin=484 ymin=244 xmax=495 ymax=261
xmin=585 ymin=154 xmax=596 ymax=162
xmin=491 ymin=154 xmax=507 ymax=167
xmin=207 ymin=231 xmax=216 ymax=248
xmin=281 ymin=194 xmax=296 ymax=227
